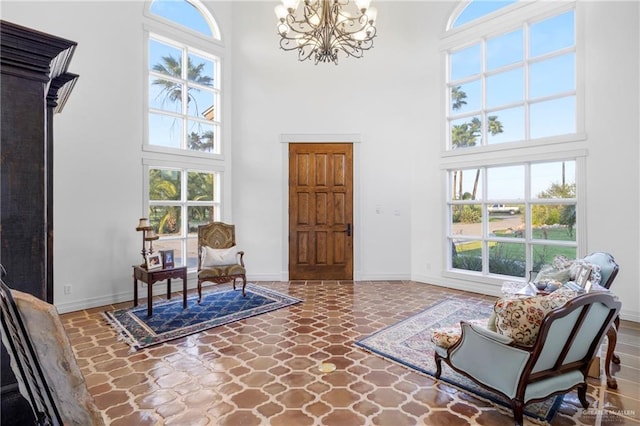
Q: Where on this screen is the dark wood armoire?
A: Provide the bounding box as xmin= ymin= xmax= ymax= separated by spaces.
xmin=0 ymin=20 xmax=78 ymax=424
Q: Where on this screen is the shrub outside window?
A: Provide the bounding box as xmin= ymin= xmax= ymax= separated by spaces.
xmin=148 ymin=167 xmax=219 ymax=268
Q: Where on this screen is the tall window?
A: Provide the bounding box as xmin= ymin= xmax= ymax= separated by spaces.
xmin=443 ymin=1 xmax=582 ymax=280
xmin=447 ymin=8 xmax=575 ymax=149
xmin=144 ymin=0 xmax=223 ymax=269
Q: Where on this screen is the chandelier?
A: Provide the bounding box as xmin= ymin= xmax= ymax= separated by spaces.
xmin=275 ymin=0 xmax=378 ymax=65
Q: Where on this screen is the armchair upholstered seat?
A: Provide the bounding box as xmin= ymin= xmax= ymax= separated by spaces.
xmin=434 ymin=292 xmax=621 ymax=426
xmin=197 ymin=222 xmax=246 ymax=302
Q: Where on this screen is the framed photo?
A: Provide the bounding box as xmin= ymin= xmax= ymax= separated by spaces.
xmin=575 ymin=265 xmax=593 ymax=290
xmin=161 ymin=250 xmax=174 ymax=269
xmin=146 ymin=253 xmax=162 ymax=270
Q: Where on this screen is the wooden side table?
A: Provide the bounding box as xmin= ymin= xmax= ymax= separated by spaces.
xmin=132 ymin=265 xmax=187 ymax=316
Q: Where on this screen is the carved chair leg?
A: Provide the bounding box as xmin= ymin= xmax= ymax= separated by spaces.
xmin=512 ymin=399 xmax=524 ymax=426
xmin=605 ymin=325 xmax=618 ymax=389
xmin=577 ymin=383 xmax=589 ymax=408
xmin=232 ymin=278 xmax=237 ymax=291
xmin=241 ymin=276 xmax=247 ymax=297
xmin=434 ymin=355 xmax=442 ymax=378
xmin=197 ymin=281 xmax=202 ymax=303
xmin=612 ymin=316 xmax=621 ymax=365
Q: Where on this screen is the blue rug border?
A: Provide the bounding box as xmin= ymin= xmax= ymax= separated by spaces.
xmin=104 ymin=283 xmax=301 ymax=351
xmin=354 ymin=298 xmax=563 ymax=423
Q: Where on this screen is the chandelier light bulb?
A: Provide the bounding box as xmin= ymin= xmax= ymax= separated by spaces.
xmin=282 ymin=0 xmax=300 ymax=12
xmin=367 ymin=6 xmax=377 ymax=24
xmin=355 ymin=0 xmax=371 ymax=11
xmin=275 ymin=4 xmax=288 ymax=20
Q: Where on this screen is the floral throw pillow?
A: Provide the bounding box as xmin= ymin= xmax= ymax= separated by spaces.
xmin=493 ymin=287 xmax=578 ymax=346
xmin=431 ymin=318 xmax=492 ymax=349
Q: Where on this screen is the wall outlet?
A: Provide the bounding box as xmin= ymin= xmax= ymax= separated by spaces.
xmin=63 ymin=285 xmax=72 ymax=295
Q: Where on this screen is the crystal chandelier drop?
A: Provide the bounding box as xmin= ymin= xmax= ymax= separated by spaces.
xmin=275 ymin=0 xmax=378 ymax=65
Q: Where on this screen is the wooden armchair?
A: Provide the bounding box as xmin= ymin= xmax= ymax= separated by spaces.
xmin=0 ymin=266 xmax=104 ymax=425
xmin=434 ymin=292 xmax=621 ymax=426
xmin=197 ymin=222 xmax=246 ymax=302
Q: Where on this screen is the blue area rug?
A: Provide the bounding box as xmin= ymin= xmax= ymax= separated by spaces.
xmin=104 ymin=283 xmax=301 ymax=350
xmin=355 ymin=298 xmax=563 ymax=424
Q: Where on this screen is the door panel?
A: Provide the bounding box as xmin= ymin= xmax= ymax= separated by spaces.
xmin=289 ymin=143 xmax=353 ymax=280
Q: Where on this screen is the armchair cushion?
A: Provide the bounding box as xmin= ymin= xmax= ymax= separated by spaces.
xmin=533 ymin=254 xmax=603 ymax=287
xmin=494 ymin=287 xmax=577 ymax=345
xmin=198 ymin=264 xmax=246 ymax=279
xmin=201 ymin=245 xmax=238 ymax=267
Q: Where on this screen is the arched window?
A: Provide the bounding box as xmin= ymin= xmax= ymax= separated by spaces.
xmin=143 ymin=0 xmax=225 ymax=270
xmin=150 ymin=0 xmax=220 ymax=39
xmin=442 ymin=1 xmax=583 ymax=282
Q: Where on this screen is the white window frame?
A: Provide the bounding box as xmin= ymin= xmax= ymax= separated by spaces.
xmin=441 ymin=1 xmax=587 ymax=284
xmin=143 ymin=159 xmax=222 ymax=269
xmin=142 ymin=0 xmax=230 ymax=272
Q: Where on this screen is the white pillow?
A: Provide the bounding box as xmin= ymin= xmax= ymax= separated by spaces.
xmin=201 ymin=245 xmax=238 ymax=267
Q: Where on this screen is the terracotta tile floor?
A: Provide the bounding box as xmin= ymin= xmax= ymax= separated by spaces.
xmin=61 ymin=281 xmax=640 ymax=425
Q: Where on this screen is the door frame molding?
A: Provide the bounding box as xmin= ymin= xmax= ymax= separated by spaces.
xmin=280 ymin=134 xmax=361 ymax=281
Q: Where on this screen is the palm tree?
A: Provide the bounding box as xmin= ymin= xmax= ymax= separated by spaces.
xmin=188 ymin=130 xmax=214 ymax=152
xmin=450 ymin=87 xmax=506 ymax=201
xmin=470 ymin=115 xmax=504 ymax=199
xmin=152 ymin=55 xmax=213 ymax=116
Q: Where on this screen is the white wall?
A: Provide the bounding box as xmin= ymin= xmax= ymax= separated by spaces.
xmin=1 ymin=1 xmax=638 ymax=321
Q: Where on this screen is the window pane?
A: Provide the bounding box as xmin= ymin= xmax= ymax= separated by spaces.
xmin=530 ymin=54 xmax=575 ymax=99
xmin=149 ymin=205 xmax=182 ymax=236
xmin=187 ymin=237 xmax=199 ymax=268
xmin=149 ymin=39 xmax=182 ymax=75
xmin=487 ymin=165 xmax=524 ymax=199
xmin=187 ymin=53 xmax=215 ymax=87
xmin=187 ymin=120 xmax=215 ymax=152
xmin=453 ymin=0 xmax=516 ymax=28
xmin=532 ymin=244 xmax=577 ymax=271
xmin=451 ymin=169 xmax=482 ymax=201
xmin=150 ymin=0 xmax=213 ymax=37
xmin=451 ymin=239 xmax=482 ymax=272
xmin=451 ymin=116 xmax=482 ymax=149
xmin=149 ymin=169 xmax=181 ymax=200
xmin=187 ymin=88 xmax=215 ymax=119
xmin=488 ymin=207 xmax=524 ymax=238
xmin=149 ymin=76 xmax=182 ymax=113
xmin=531 ymin=203 xmax=577 ymax=241
xmin=487 ymin=29 xmax=523 ymax=70
xmin=188 ymin=206 xmax=214 ymax=234
xmin=187 ymin=171 xmax=214 ymax=201
xmin=450 ymin=81 xmax=481 ymax=115
xmin=486 ymin=107 xmax=524 ymax=144
xmin=451 ymin=205 xmax=482 ymax=236
xmin=486 ymin=67 xmax=523 ymax=108
xmin=489 ymin=242 xmax=525 ymax=277
xmin=530 ymin=11 xmax=574 ymax=58
xmin=450 ymin=44 xmax=481 ymax=81
xmin=530 ymin=96 xmax=575 ymax=139
xmin=531 ymin=161 xmax=575 ymax=199
xmin=149 ymin=113 xmax=183 ymax=148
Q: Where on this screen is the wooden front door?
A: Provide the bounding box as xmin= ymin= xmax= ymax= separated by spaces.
xmin=289 ymin=143 xmax=353 ymax=280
